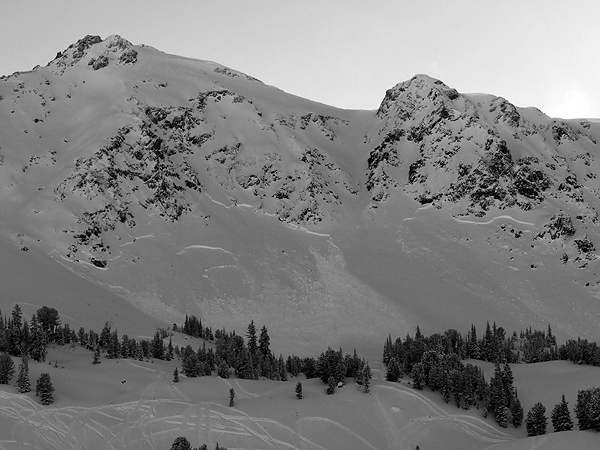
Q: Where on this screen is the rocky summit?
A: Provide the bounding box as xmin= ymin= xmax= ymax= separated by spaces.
xmin=1 ymin=35 xmax=600 ymax=354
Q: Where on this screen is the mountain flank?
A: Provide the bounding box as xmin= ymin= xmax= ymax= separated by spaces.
xmin=1 ymin=35 xmax=600 ymax=354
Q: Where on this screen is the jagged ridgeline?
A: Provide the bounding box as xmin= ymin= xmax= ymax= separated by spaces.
xmin=2 ymin=34 xmax=600 ymax=350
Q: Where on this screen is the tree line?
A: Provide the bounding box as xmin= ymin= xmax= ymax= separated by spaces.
xmin=383 ymin=322 xmax=600 ymax=434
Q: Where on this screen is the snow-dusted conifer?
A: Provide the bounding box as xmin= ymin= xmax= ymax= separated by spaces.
xmin=16 ymin=356 xmax=30 ymax=393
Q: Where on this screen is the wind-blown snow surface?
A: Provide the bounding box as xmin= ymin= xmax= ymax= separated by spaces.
xmin=2 ymin=33 xmax=600 ymax=450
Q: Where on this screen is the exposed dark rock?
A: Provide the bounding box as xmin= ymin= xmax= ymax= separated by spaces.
xmin=90 ymin=54 xmax=109 ymax=70
xmin=535 ymin=212 xmax=576 ymax=241
xmin=574 ymin=236 xmax=595 ymax=254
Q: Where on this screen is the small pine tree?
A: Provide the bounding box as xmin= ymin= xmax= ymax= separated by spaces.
xmin=35 ymin=372 xmax=54 ymax=405
xmin=495 ymin=404 xmax=508 ymax=428
xmin=16 ymin=356 xmax=31 ymax=393
xmin=0 ymin=353 xmax=15 ymax=384
xmin=363 ymin=364 xmax=372 ymax=394
xmin=411 ymin=362 xmax=424 ymax=390
xmin=229 ymin=388 xmax=235 ymax=407
xmin=525 ymin=402 xmax=547 ymax=436
xmin=170 ymin=436 xmax=192 ymax=450
xmin=173 ymin=367 xmax=180 ymax=383
xmin=551 ymin=394 xmax=573 ymax=432
xmin=218 ymin=360 xmax=230 ymax=379
xmin=295 ymin=381 xmax=303 ymax=399
xmin=385 ymin=357 xmax=401 ymax=382
xmin=326 ymin=375 xmax=336 ymax=395
xmin=92 ymin=346 xmax=101 ymax=364
xmin=511 ymin=395 xmax=524 ymax=428
xmin=167 ymin=337 xmax=174 ymax=361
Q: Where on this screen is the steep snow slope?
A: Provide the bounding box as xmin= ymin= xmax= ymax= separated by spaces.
xmin=1 ymin=35 xmax=600 ymax=351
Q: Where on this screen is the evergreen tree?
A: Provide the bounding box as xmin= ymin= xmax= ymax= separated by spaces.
xmin=173 ymin=367 xmax=180 ymax=383
xmin=9 ymin=304 xmax=23 ymax=356
xmin=355 ymin=367 xmax=363 ymax=388
xmin=295 ymin=381 xmax=303 ymax=399
xmin=99 ymin=321 xmax=112 ymax=349
xmin=92 ymin=345 xmax=101 ymax=364
xmin=386 ymin=357 xmax=401 ymax=382
xmin=383 ymin=334 xmax=393 ymax=365
xmin=525 ymin=402 xmax=547 ymax=436
xmin=467 ymin=324 xmax=480 ymax=359
xmin=0 ymin=352 xmax=15 ymax=384
xmin=218 ymin=359 xmax=230 ymax=379
xmin=511 ymin=395 xmax=524 ymax=428
xmin=151 ymin=330 xmax=164 ymax=360
xmin=574 ymin=387 xmax=600 ymax=431
xmin=326 ymin=375 xmax=336 ymax=395
xmin=107 ymin=329 xmax=120 ymax=359
xmin=363 ymin=363 xmax=372 ymax=394
xmin=411 ymin=362 xmax=424 ymax=390
xmin=182 ymin=352 xmax=199 ymax=377
xmin=28 ymin=315 xmax=47 ymax=362
xmin=278 ymin=354 xmax=287 ymax=381
xmin=551 ymin=394 xmax=573 ymax=432
xmin=167 ymin=337 xmax=174 ymax=361
xmin=35 ymin=372 xmax=54 ymax=405
xmin=258 ymin=325 xmax=270 ymax=359
xmin=488 ymin=363 xmax=506 ymax=416
xmin=502 ymin=361 xmax=514 ymax=400
xmin=16 ymin=356 xmax=31 ymax=393
xmin=246 ymin=320 xmax=257 ymax=355
xmin=170 ymin=436 xmax=192 ymax=450
xmin=229 ymin=388 xmax=235 ymax=407
xmin=35 ymin=306 xmax=60 ymax=342
xmin=494 ymin=404 xmax=508 ymax=428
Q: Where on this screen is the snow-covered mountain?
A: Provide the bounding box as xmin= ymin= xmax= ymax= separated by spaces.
xmin=2 ymin=35 xmax=600 ymax=354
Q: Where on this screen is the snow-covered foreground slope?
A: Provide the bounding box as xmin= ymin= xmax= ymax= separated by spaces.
xmin=0 ymin=347 xmax=598 ymax=450
xmin=2 ymin=34 xmax=600 ymax=356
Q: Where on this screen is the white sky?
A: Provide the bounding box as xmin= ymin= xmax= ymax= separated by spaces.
xmin=1 ymin=0 xmax=598 ymax=118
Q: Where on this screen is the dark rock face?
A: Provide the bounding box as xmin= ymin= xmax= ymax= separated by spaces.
xmin=535 ymin=213 xmax=576 ymax=241
xmin=366 ymin=74 xmax=599 ymax=222
xmin=574 ymin=236 xmax=595 ymax=254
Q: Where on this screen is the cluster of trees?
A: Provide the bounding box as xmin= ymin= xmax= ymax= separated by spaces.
xmin=575 ymin=387 xmax=600 ymax=431
xmin=82 ymin=322 xmax=174 ymax=362
xmin=406 ymin=346 xmax=523 ymax=428
xmin=170 ymin=436 xmax=227 ymax=450
xmin=314 ymin=347 xmax=371 ymax=394
xmin=0 ymin=304 xmax=183 ymax=405
xmin=558 ymin=338 xmax=600 ymax=366
xmin=523 ymin=394 xmax=576 ymax=436
xmin=0 ymin=305 xmax=62 ymax=362
xmin=0 ymin=304 xmax=180 ymax=365
xmin=383 ymin=322 xmax=563 ymax=369
xmin=175 ymin=315 xmax=214 ymax=341
xmin=383 ymin=323 xmax=600 ymax=436
xmin=178 ymin=320 xmax=373 ymax=396
xmin=178 ymin=321 xmax=287 ymax=381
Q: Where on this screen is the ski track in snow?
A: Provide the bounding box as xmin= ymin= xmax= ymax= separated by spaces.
xmin=0 ymin=391 xmax=330 ymax=450
xmin=452 ymin=215 xmax=534 ymax=227
xmin=119 ymin=233 xmax=155 ymax=247
xmin=176 ymin=245 xmax=238 ymax=260
xmin=373 ymin=384 xmax=513 ymax=448
xmin=285 ymin=223 xmax=331 ymax=238
xmin=204 ymin=193 xmax=233 ymax=209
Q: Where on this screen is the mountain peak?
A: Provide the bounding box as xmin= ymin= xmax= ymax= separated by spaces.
xmin=48 ymin=34 xmax=137 ymax=70
xmin=376 ymin=73 xmax=460 ymax=118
